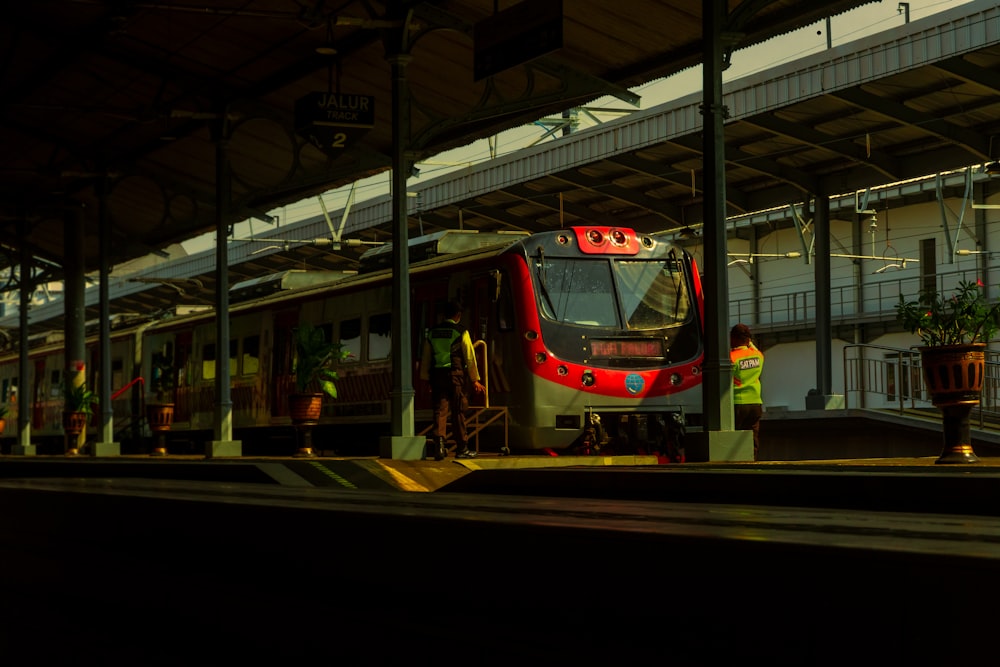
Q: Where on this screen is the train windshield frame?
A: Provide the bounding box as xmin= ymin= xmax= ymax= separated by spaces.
xmin=533 ymin=256 xmax=692 ymax=330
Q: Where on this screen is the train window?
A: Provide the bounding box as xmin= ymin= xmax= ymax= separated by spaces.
xmin=339 ymin=317 xmax=361 ymax=363
xmin=112 ymin=359 xmax=124 ymax=393
xmin=533 ymin=258 xmax=617 ymax=327
xmin=50 ymin=370 xmax=61 ymax=398
xmin=368 ymin=313 xmax=391 ymax=360
xmin=203 ymin=343 xmax=216 ymax=380
xmin=243 ymin=335 xmax=260 ymax=375
xmin=616 ymin=260 xmax=691 ymax=329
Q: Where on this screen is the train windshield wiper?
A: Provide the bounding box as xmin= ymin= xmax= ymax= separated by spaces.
xmin=536 ymin=247 xmax=558 ymax=320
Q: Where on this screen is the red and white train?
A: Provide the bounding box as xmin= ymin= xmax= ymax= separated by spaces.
xmin=0 ymin=226 xmax=705 ymax=457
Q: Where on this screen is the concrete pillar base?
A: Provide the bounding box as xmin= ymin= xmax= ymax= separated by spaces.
xmin=805 ymin=393 xmax=846 ymax=410
xmin=91 ymin=441 xmax=121 ymax=457
xmin=686 ymin=429 xmax=754 ymax=462
xmin=206 ymin=440 xmax=242 ymax=458
xmin=380 ymin=435 xmax=427 ymax=461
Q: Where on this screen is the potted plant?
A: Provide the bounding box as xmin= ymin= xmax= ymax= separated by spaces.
xmin=896 ymin=279 xmax=1000 ymax=347
xmin=289 ymin=324 xmax=344 ymax=426
xmin=896 ymin=279 xmax=1000 ymax=463
xmin=63 ymin=381 xmax=99 ymax=437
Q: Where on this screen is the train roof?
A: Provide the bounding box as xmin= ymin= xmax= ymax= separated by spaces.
xmin=358 ymin=229 xmax=530 ymax=274
xmin=230 ymin=270 xmax=358 ymax=304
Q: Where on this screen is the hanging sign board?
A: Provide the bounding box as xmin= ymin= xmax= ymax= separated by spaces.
xmin=294 ymin=92 xmax=375 ymax=152
xmin=474 ymin=0 xmax=563 ymax=81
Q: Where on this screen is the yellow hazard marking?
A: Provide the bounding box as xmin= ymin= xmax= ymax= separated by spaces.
xmin=308 ymin=461 xmax=358 ymax=489
xmin=377 ymin=463 xmax=431 ymax=492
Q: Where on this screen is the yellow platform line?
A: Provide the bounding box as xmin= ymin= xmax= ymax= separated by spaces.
xmin=374 ymin=462 xmax=432 ymax=492
xmin=308 ymin=461 xmax=358 ymax=489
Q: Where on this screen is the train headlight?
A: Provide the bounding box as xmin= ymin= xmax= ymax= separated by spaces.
xmin=556 ymin=233 xmax=571 ymax=246
xmin=670 ymin=373 xmax=683 ymax=386
xmin=609 ymin=229 xmax=628 ymax=246
xmin=586 ymin=229 xmax=604 ymax=245
xmin=581 ymin=370 xmax=595 ymax=387
xmin=525 ymin=330 xmax=538 ymax=341
xmin=557 ymin=365 xmax=568 ymax=376
xmin=641 ymin=236 xmax=654 ymax=249
xmin=535 ymin=352 xmax=547 ymax=364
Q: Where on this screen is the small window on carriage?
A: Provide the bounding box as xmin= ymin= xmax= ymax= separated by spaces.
xmin=202 ymin=343 xmax=216 ymax=380
xmin=50 ymin=370 xmax=61 ymax=398
xmin=339 ymin=317 xmax=362 ymax=363
xmin=112 ymin=359 xmax=124 ymax=392
xmin=243 ymin=335 xmax=261 ymax=375
xmin=368 ymin=313 xmax=391 ymax=361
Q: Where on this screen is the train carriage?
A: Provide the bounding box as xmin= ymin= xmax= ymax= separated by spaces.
xmin=0 ymin=226 xmax=704 ymax=457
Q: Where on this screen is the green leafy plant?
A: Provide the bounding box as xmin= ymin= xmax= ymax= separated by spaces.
xmin=0 ymin=404 xmax=8 ymax=419
xmin=293 ymin=324 xmax=345 ymax=398
xmin=63 ymin=381 xmax=99 ymax=415
xmin=896 ymin=280 xmax=1000 ymax=346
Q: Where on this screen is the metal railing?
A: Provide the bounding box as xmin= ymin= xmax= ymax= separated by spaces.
xmin=842 ymin=343 xmax=1000 ymax=430
xmin=731 ymin=267 xmax=985 ymax=329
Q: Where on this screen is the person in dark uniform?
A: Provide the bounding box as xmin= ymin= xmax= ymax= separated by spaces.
xmin=730 ymin=323 xmax=764 ymax=460
xmin=420 ymin=300 xmax=486 ymax=460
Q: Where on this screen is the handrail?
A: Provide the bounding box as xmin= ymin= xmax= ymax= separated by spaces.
xmin=473 ymin=340 xmax=490 ymax=408
xmin=843 ymin=343 xmax=1000 ymax=430
xmin=111 ymin=376 xmax=144 ymax=401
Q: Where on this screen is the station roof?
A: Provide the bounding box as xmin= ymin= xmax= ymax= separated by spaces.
xmin=0 ymin=1 xmax=878 ymax=280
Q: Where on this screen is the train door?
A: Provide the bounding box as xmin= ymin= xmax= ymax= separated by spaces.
xmin=32 ymin=358 xmax=45 ymax=430
xmin=270 ymin=309 xmax=298 ymax=418
xmin=174 ymin=331 xmax=192 ymax=423
xmin=467 ymin=272 xmax=503 ymax=409
xmin=411 ymin=280 xmax=449 ymax=411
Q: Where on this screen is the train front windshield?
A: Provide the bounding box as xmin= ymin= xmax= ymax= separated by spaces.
xmin=534 ymin=257 xmax=692 ymax=329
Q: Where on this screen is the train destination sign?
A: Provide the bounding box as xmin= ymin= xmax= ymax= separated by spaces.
xmin=294 ymin=92 xmax=375 ymax=152
xmin=591 ymin=339 xmax=664 ymax=359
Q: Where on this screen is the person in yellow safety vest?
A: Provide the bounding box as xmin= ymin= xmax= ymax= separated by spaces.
xmin=730 ymin=323 xmax=764 ymax=461
xmin=420 ymin=299 xmax=486 ymax=461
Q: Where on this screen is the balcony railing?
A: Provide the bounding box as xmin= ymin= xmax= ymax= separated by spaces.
xmin=842 ymin=343 xmax=1000 ymax=431
xmin=730 ymin=267 xmax=985 ymax=329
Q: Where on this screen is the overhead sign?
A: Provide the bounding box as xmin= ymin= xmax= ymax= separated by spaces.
xmin=294 ymin=92 xmax=375 ymax=153
xmin=474 ymin=0 xmax=563 ymax=81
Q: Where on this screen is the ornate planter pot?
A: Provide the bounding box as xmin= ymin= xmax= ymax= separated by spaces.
xmin=289 ymin=393 xmax=323 ymax=426
xmin=146 ymin=403 xmax=175 ymax=456
xmin=63 ymin=410 xmax=88 ymax=437
xmin=920 ymin=344 xmax=986 ymax=407
xmin=288 ymin=393 xmax=324 ymax=457
xmin=919 ymin=343 xmax=985 ymax=464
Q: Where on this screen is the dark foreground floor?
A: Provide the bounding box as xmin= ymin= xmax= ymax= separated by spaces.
xmin=1 ymin=461 xmax=999 ymax=666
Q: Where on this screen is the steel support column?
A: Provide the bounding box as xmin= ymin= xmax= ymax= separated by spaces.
xmin=208 ymin=114 xmax=241 ymax=457
xmin=689 ymin=0 xmax=752 ymax=461
xmin=380 ymin=41 xmax=425 ymax=461
xmin=64 ymin=207 xmax=87 ymax=455
xmin=806 ymin=193 xmax=843 ymax=409
xmin=12 ymin=220 xmax=34 ymax=455
xmin=94 ymin=175 xmax=120 ymax=455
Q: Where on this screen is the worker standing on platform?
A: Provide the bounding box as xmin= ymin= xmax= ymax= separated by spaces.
xmin=420 ymin=300 xmax=486 ymax=461
xmin=730 ymin=323 xmax=764 ymax=460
